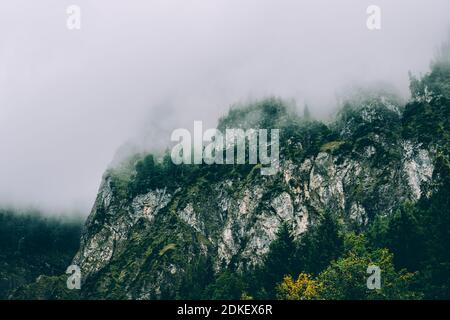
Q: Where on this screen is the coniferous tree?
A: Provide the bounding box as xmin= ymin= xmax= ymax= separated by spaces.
xmin=383 ymin=203 xmax=425 ymax=272
xmin=177 ymin=255 xmax=214 ymax=299
xmin=254 ymin=223 xmax=296 ymax=298
xmin=296 ymin=210 xmax=344 ymax=275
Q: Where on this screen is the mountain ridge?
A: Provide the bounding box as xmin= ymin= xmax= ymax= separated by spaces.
xmin=11 ymin=54 xmax=450 ymax=300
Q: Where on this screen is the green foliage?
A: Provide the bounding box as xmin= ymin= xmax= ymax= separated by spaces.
xmin=317 ymin=233 xmax=420 ymax=300
xmin=128 ymin=153 xmax=203 ymax=196
xmin=408 ymin=156 xmax=450 ymax=298
xmin=217 ymin=97 xmax=294 ymax=131
xmin=383 ymin=203 xmax=426 ymax=272
xmin=404 ymin=59 xmax=450 ymax=152
xmin=334 ymin=93 xmax=404 ymax=166
xmin=11 ymin=275 xmax=80 ymax=300
xmin=256 ymin=223 xmax=297 ymax=298
xmin=250 ymin=212 xmax=423 ymax=300
xmin=243 ymin=213 xmax=343 ymax=299
xmin=320 ymin=141 xmax=345 ymax=153
xmin=204 ymin=270 xmax=246 ymax=300
xmin=177 ymin=256 xmax=214 ymax=299
xmin=365 ymin=155 xmax=450 ymax=299
xmin=0 ymin=209 xmax=82 ymax=299
xmin=296 ymin=210 xmax=344 ymax=275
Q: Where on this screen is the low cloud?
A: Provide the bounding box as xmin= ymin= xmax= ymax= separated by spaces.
xmin=0 ymin=0 xmax=449 ymax=214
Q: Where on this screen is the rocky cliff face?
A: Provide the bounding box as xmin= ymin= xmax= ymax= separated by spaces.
xmin=71 ymin=94 xmax=436 ymax=299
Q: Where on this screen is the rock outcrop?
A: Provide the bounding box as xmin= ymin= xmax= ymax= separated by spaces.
xmin=72 ymin=97 xmax=435 ymax=299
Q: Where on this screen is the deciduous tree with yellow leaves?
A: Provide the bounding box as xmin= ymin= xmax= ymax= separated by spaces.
xmin=276 ymin=273 xmax=322 ymax=300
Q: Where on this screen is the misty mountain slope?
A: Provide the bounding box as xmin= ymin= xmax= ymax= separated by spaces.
xmin=13 ymin=56 xmax=448 ymax=300
xmin=66 ymin=60 xmax=450 ymax=299
xmin=0 ymin=210 xmax=82 ymax=299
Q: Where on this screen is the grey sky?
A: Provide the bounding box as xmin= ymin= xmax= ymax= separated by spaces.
xmin=1 ymin=0 xmax=449 ymax=215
